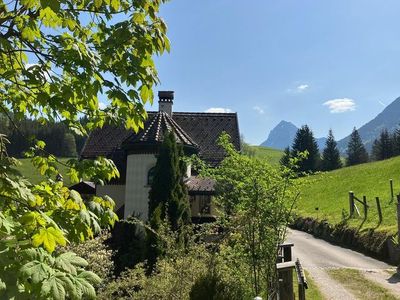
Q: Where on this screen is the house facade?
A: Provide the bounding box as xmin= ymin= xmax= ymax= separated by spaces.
xmin=79 ymin=91 xmax=241 ymax=221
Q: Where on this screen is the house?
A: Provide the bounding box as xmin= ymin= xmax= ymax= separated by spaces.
xmin=79 ymin=91 xmax=241 ymax=221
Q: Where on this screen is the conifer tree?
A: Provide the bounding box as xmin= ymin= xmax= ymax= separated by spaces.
xmin=291 ymin=125 xmax=320 ymax=173
xmin=392 ymin=127 xmax=400 ymax=156
xmin=321 ymin=129 xmax=342 ymax=171
xmin=148 ymin=131 xmax=190 ymax=229
xmin=280 ymin=147 xmax=291 ymax=168
xmin=346 ymin=127 xmax=369 ymax=166
xmin=372 ymin=129 xmax=394 ymax=161
xmin=147 ymin=131 xmax=191 ymax=267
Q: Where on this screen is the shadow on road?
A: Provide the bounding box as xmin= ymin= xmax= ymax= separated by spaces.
xmin=387 ymin=272 xmax=400 ymax=284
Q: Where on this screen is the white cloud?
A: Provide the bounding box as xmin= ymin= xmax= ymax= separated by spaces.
xmin=205 ymin=107 xmax=233 ymax=113
xmin=323 ymin=98 xmax=356 ymax=113
xmin=378 ymin=100 xmax=386 ymax=107
xmin=296 ymin=84 xmax=309 ymax=92
xmin=252 ymin=106 xmax=264 ymax=114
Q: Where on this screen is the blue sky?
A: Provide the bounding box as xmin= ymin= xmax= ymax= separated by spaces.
xmin=150 ymin=0 xmax=400 ymax=145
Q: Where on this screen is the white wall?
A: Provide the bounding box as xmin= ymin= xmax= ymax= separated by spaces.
xmin=124 ymin=153 xmax=157 ymax=219
xmin=96 ymin=184 xmax=126 ymax=211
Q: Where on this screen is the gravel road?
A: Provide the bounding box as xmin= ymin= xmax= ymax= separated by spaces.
xmin=287 ymin=229 xmax=400 ymax=299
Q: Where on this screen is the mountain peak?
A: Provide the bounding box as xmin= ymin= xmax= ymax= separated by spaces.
xmin=260 ymin=120 xmax=298 ymax=149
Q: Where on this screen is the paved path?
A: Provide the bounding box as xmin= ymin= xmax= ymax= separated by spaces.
xmin=287 ymin=229 xmax=400 ymax=299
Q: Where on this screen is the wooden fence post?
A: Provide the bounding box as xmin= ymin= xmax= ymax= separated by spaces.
xmin=349 ymin=191 xmax=354 ymax=217
xmin=363 ymin=195 xmax=368 ymax=221
xmin=397 ymin=195 xmax=400 ymax=245
xmin=390 ymin=179 xmax=394 ymax=202
xmin=376 ymin=197 xmax=382 ymax=225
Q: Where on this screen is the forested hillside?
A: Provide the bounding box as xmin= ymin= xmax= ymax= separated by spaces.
xmin=0 ymin=114 xmax=86 ymax=157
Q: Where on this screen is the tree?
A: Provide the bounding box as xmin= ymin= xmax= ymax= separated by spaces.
xmin=372 ymin=129 xmax=394 ymax=161
xmin=321 ymin=129 xmax=342 ymax=171
xmin=204 ymin=133 xmax=299 ymax=297
xmin=346 ymin=127 xmax=368 ymax=166
xmin=62 ymin=132 xmax=78 ymax=157
xmin=147 ymin=131 xmax=191 ymax=266
xmin=392 ymin=127 xmax=400 ymax=156
xmin=279 ymin=146 xmax=291 ymax=168
xmin=0 ymin=0 xmax=169 ymax=298
xmin=291 ymin=125 xmax=320 ymax=173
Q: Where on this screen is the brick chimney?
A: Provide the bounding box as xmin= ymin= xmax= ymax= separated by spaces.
xmin=158 ymin=91 xmax=174 ymax=116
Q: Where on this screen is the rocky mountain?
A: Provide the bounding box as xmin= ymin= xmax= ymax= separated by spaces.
xmin=337 ymin=97 xmax=400 ymax=153
xmin=261 ymin=120 xmax=327 ymax=151
xmin=260 ymin=121 xmax=297 ymax=150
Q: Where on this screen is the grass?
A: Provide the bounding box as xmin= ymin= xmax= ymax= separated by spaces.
xmin=296 ymin=156 xmax=400 ymax=234
xmin=249 ymin=145 xmax=283 ymax=165
xmin=15 ymin=158 xmax=72 ymax=186
xmin=327 ymin=268 xmax=399 ymax=300
xmin=293 ymin=269 xmax=325 ymax=299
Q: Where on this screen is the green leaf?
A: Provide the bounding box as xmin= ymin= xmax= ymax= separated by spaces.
xmin=94 ymin=0 xmax=103 ymax=8
xmin=21 ymin=27 xmax=36 ymax=42
xmin=55 ymin=252 xmax=88 ymax=275
xmin=21 ymin=0 xmax=38 ymax=9
xmin=41 ymin=275 xmax=66 ymax=300
xmin=32 ymin=227 xmax=66 ymax=253
xmin=20 ymin=260 xmax=53 ymax=284
xmin=111 ymin=0 xmax=120 ymax=11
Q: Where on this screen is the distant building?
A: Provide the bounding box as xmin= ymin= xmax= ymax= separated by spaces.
xmin=79 ymin=91 xmax=240 ymax=222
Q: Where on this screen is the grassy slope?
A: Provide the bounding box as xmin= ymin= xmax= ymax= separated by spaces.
xmin=15 ymin=158 xmax=72 ymax=186
xmin=250 ymin=146 xmax=283 ymax=166
xmin=297 ymin=156 xmax=400 ymax=234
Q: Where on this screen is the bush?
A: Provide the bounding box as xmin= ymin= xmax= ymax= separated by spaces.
xmin=98 ymin=243 xmax=210 ymax=299
xmin=63 ymin=232 xmax=114 ymax=288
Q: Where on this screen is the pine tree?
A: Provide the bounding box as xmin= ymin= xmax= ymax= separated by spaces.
xmin=392 ymin=127 xmax=400 ymax=156
xmin=346 ymin=127 xmax=368 ymax=166
xmin=279 ymin=147 xmax=291 ymax=168
xmin=321 ymin=129 xmax=342 ymax=171
xmin=372 ymin=129 xmax=394 ymax=161
xmin=291 ymin=125 xmax=320 ymax=173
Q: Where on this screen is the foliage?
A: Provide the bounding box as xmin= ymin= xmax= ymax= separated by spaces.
xmin=63 ymin=232 xmax=114 ymax=288
xmin=0 ymin=0 xmax=170 ymax=298
xmin=0 ymin=135 xmax=119 ymax=299
xmin=147 ymin=131 xmax=191 ymax=267
xmin=346 ymin=127 xmax=369 ymax=166
xmin=98 ymin=222 xmax=211 ymax=300
xmin=280 ymin=146 xmax=291 ymax=168
xmin=0 ymin=0 xmax=169 ymax=134
xmin=62 ymin=132 xmax=78 ymax=157
xmin=200 ymin=133 xmax=300 ymax=297
xmin=108 ymin=218 xmax=146 ymax=275
xmin=291 ymin=125 xmax=320 ymax=173
xmin=321 ymin=129 xmax=342 ymax=171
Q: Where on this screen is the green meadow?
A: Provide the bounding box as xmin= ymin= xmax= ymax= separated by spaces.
xmin=250 ymin=145 xmax=283 ymax=165
xmin=296 ymin=156 xmax=400 ymax=234
xmin=15 ymin=158 xmax=72 ymax=186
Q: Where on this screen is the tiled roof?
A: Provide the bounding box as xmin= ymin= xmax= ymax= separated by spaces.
xmin=186 ymin=176 xmax=215 ymax=193
xmin=122 ymin=111 xmax=198 ymax=149
xmin=80 ymin=111 xmax=241 ymax=177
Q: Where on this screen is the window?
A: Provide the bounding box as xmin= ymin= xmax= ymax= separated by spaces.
xmin=198 ymin=195 xmax=211 ymax=214
xmin=147 ymin=167 xmax=156 ymax=186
